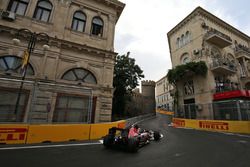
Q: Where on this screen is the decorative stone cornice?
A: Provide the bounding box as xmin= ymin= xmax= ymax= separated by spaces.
xmin=72 ymin=0 xmax=125 ymax=22
xmin=57 ymin=38 xmax=117 ymax=59
xmin=93 ymin=0 xmax=125 ymax=18
xmin=167 ymin=6 xmax=250 ymax=41
xmin=0 ymin=25 xmax=117 ymax=59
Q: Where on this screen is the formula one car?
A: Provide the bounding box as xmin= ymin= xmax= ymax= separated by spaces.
xmin=103 ymin=127 xmax=162 ymax=152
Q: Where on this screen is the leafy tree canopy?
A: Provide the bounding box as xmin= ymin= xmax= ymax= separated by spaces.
xmin=113 ymin=52 xmax=144 ymax=94
xmin=112 ymin=52 xmax=144 ymax=117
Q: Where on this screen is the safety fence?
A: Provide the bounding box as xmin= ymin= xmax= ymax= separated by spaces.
xmin=0 ymin=78 xmax=94 ymax=123
xmin=0 ymin=120 xmax=125 ymax=144
xmin=174 ymin=100 xmax=250 ymax=121
xmin=172 ymin=118 xmax=250 ymax=134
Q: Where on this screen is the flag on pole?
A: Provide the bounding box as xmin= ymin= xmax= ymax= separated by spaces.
xmin=20 ymin=50 xmax=29 ymax=76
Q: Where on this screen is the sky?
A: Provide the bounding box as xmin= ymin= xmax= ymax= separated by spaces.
xmin=114 ymin=0 xmax=250 ymax=82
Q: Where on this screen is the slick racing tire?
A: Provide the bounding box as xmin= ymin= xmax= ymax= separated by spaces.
xmin=153 ymin=131 xmax=161 ymax=141
xmin=128 ymin=138 xmax=139 ymax=153
xmin=103 ymin=135 xmax=114 ymax=148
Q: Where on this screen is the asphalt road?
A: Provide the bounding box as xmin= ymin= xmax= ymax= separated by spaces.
xmin=0 ymin=114 xmax=249 ymax=167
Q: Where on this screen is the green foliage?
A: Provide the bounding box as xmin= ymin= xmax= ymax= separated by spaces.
xmin=167 ymin=61 xmax=208 ymax=85
xmin=112 ymin=52 xmax=144 ymax=118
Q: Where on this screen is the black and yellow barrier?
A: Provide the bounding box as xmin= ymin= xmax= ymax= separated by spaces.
xmin=0 ymin=120 xmax=126 ymax=144
xmin=173 ymin=118 xmax=250 ymax=134
xmin=26 ymin=124 xmax=91 ymax=144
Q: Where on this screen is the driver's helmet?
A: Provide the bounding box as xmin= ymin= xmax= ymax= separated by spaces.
xmin=134 ymin=124 xmax=139 ymax=130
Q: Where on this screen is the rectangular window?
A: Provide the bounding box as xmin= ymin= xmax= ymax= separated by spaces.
xmin=35 ymin=8 xmax=42 ymax=20
xmin=53 ymin=94 xmax=92 ymax=123
xmin=10 ymin=2 xmax=18 ymax=12
xmin=0 ymin=88 xmax=28 ymax=122
xmin=16 ymin=3 xmax=26 ymax=15
xmin=41 ymin=10 xmax=50 ymax=22
xmin=77 ymin=21 xmax=84 ymax=32
xmin=72 ymin=20 xmax=78 ymax=30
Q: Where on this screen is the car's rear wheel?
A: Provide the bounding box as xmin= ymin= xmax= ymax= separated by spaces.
xmin=103 ymin=135 xmax=114 ymax=148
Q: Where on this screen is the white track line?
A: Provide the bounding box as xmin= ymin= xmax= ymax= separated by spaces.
xmin=0 ymin=142 xmax=102 ymax=150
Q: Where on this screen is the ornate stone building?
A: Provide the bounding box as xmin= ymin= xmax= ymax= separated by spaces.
xmin=0 ymin=0 xmax=125 ymax=123
xmin=167 ymin=7 xmax=250 ymax=120
xmin=155 ymin=75 xmax=174 ymax=111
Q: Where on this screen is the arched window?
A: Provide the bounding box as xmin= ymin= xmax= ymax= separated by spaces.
xmin=182 ymin=34 xmax=186 ymax=45
xmin=0 ymin=56 xmax=34 ymax=76
xmin=91 ymin=17 xmax=103 ymax=36
xmin=71 ymin=11 xmax=86 ymax=32
xmin=180 ymin=34 xmax=184 ymax=47
xmin=185 ymin=31 xmax=190 ymax=43
xmin=176 ymin=37 xmax=180 ymax=49
xmin=62 ymin=68 xmax=97 ymax=84
xmin=33 ymin=0 xmax=52 ymax=22
xmin=181 ymin=53 xmax=190 ymax=64
xmin=7 ymin=0 xmax=29 ymax=15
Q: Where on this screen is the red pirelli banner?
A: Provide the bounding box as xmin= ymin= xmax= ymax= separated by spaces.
xmin=0 ymin=125 xmax=28 ymax=144
xmin=173 ymin=118 xmax=185 ymax=127
xmin=199 ymin=121 xmax=229 ymax=131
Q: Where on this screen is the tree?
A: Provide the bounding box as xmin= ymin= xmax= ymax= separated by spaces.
xmin=112 ymin=52 xmax=144 ymax=118
xmin=167 ymin=61 xmax=207 ymax=86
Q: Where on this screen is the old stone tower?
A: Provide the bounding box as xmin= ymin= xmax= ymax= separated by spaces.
xmin=141 ymin=80 xmax=156 ymax=114
xmin=125 ymin=80 xmax=156 ymax=117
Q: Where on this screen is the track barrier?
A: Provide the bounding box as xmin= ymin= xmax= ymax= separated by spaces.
xmin=0 ymin=124 xmax=29 ymax=144
xmin=26 ymin=124 xmax=91 ymax=144
xmin=173 ymin=118 xmax=250 ymax=134
xmin=0 ymin=120 xmax=126 ymax=145
xmin=156 ymin=109 xmax=174 ymax=116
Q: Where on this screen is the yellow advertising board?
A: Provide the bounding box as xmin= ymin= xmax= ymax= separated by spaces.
xmin=173 ymin=118 xmax=250 ymax=134
xmin=26 ymin=124 xmax=91 ymax=144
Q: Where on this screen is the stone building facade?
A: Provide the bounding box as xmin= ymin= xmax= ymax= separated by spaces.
xmin=155 ymin=75 xmax=174 ymax=111
xmin=0 ymin=0 xmax=125 ymax=123
xmin=167 ymin=7 xmax=250 ymax=120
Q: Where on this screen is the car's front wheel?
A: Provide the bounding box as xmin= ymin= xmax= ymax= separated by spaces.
xmin=127 ymin=137 xmax=139 ymax=152
xmin=153 ymin=131 xmax=161 ymax=141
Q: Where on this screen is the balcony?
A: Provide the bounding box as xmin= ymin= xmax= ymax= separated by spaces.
xmin=210 ymin=59 xmax=236 ymax=75
xmin=213 ymin=90 xmax=250 ymax=100
xmin=205 ymin=28 xmax=232 ymax=48
xmin=235 ymin=44 xmax=250 ymax=60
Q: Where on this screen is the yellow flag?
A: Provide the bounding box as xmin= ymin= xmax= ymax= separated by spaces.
xmin=21 ymin=50 xmax=29 ymax=69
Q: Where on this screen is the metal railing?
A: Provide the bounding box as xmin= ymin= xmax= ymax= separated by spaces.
xmin=175 ymin=100 xmax=250 ymax=121
xmin=210 ymin=58 xmax=237 ymax=72
xmin=206 ymin=28 xmax=232 ymax=42
xmin=0 ymin=78 xmax=93 ymax=123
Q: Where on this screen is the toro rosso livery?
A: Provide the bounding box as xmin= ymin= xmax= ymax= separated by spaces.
xmin=103 ymin=125 xmax=162 ymax=152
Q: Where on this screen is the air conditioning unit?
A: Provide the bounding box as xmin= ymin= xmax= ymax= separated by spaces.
xmin=193 ymin=49 xmax=200 ymax=55
xmin=1 ymin=11 xmax=16 ymax=21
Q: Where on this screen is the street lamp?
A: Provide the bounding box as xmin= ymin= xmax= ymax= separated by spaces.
xmin=13 ymin=28 xmax=50 ymax=121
